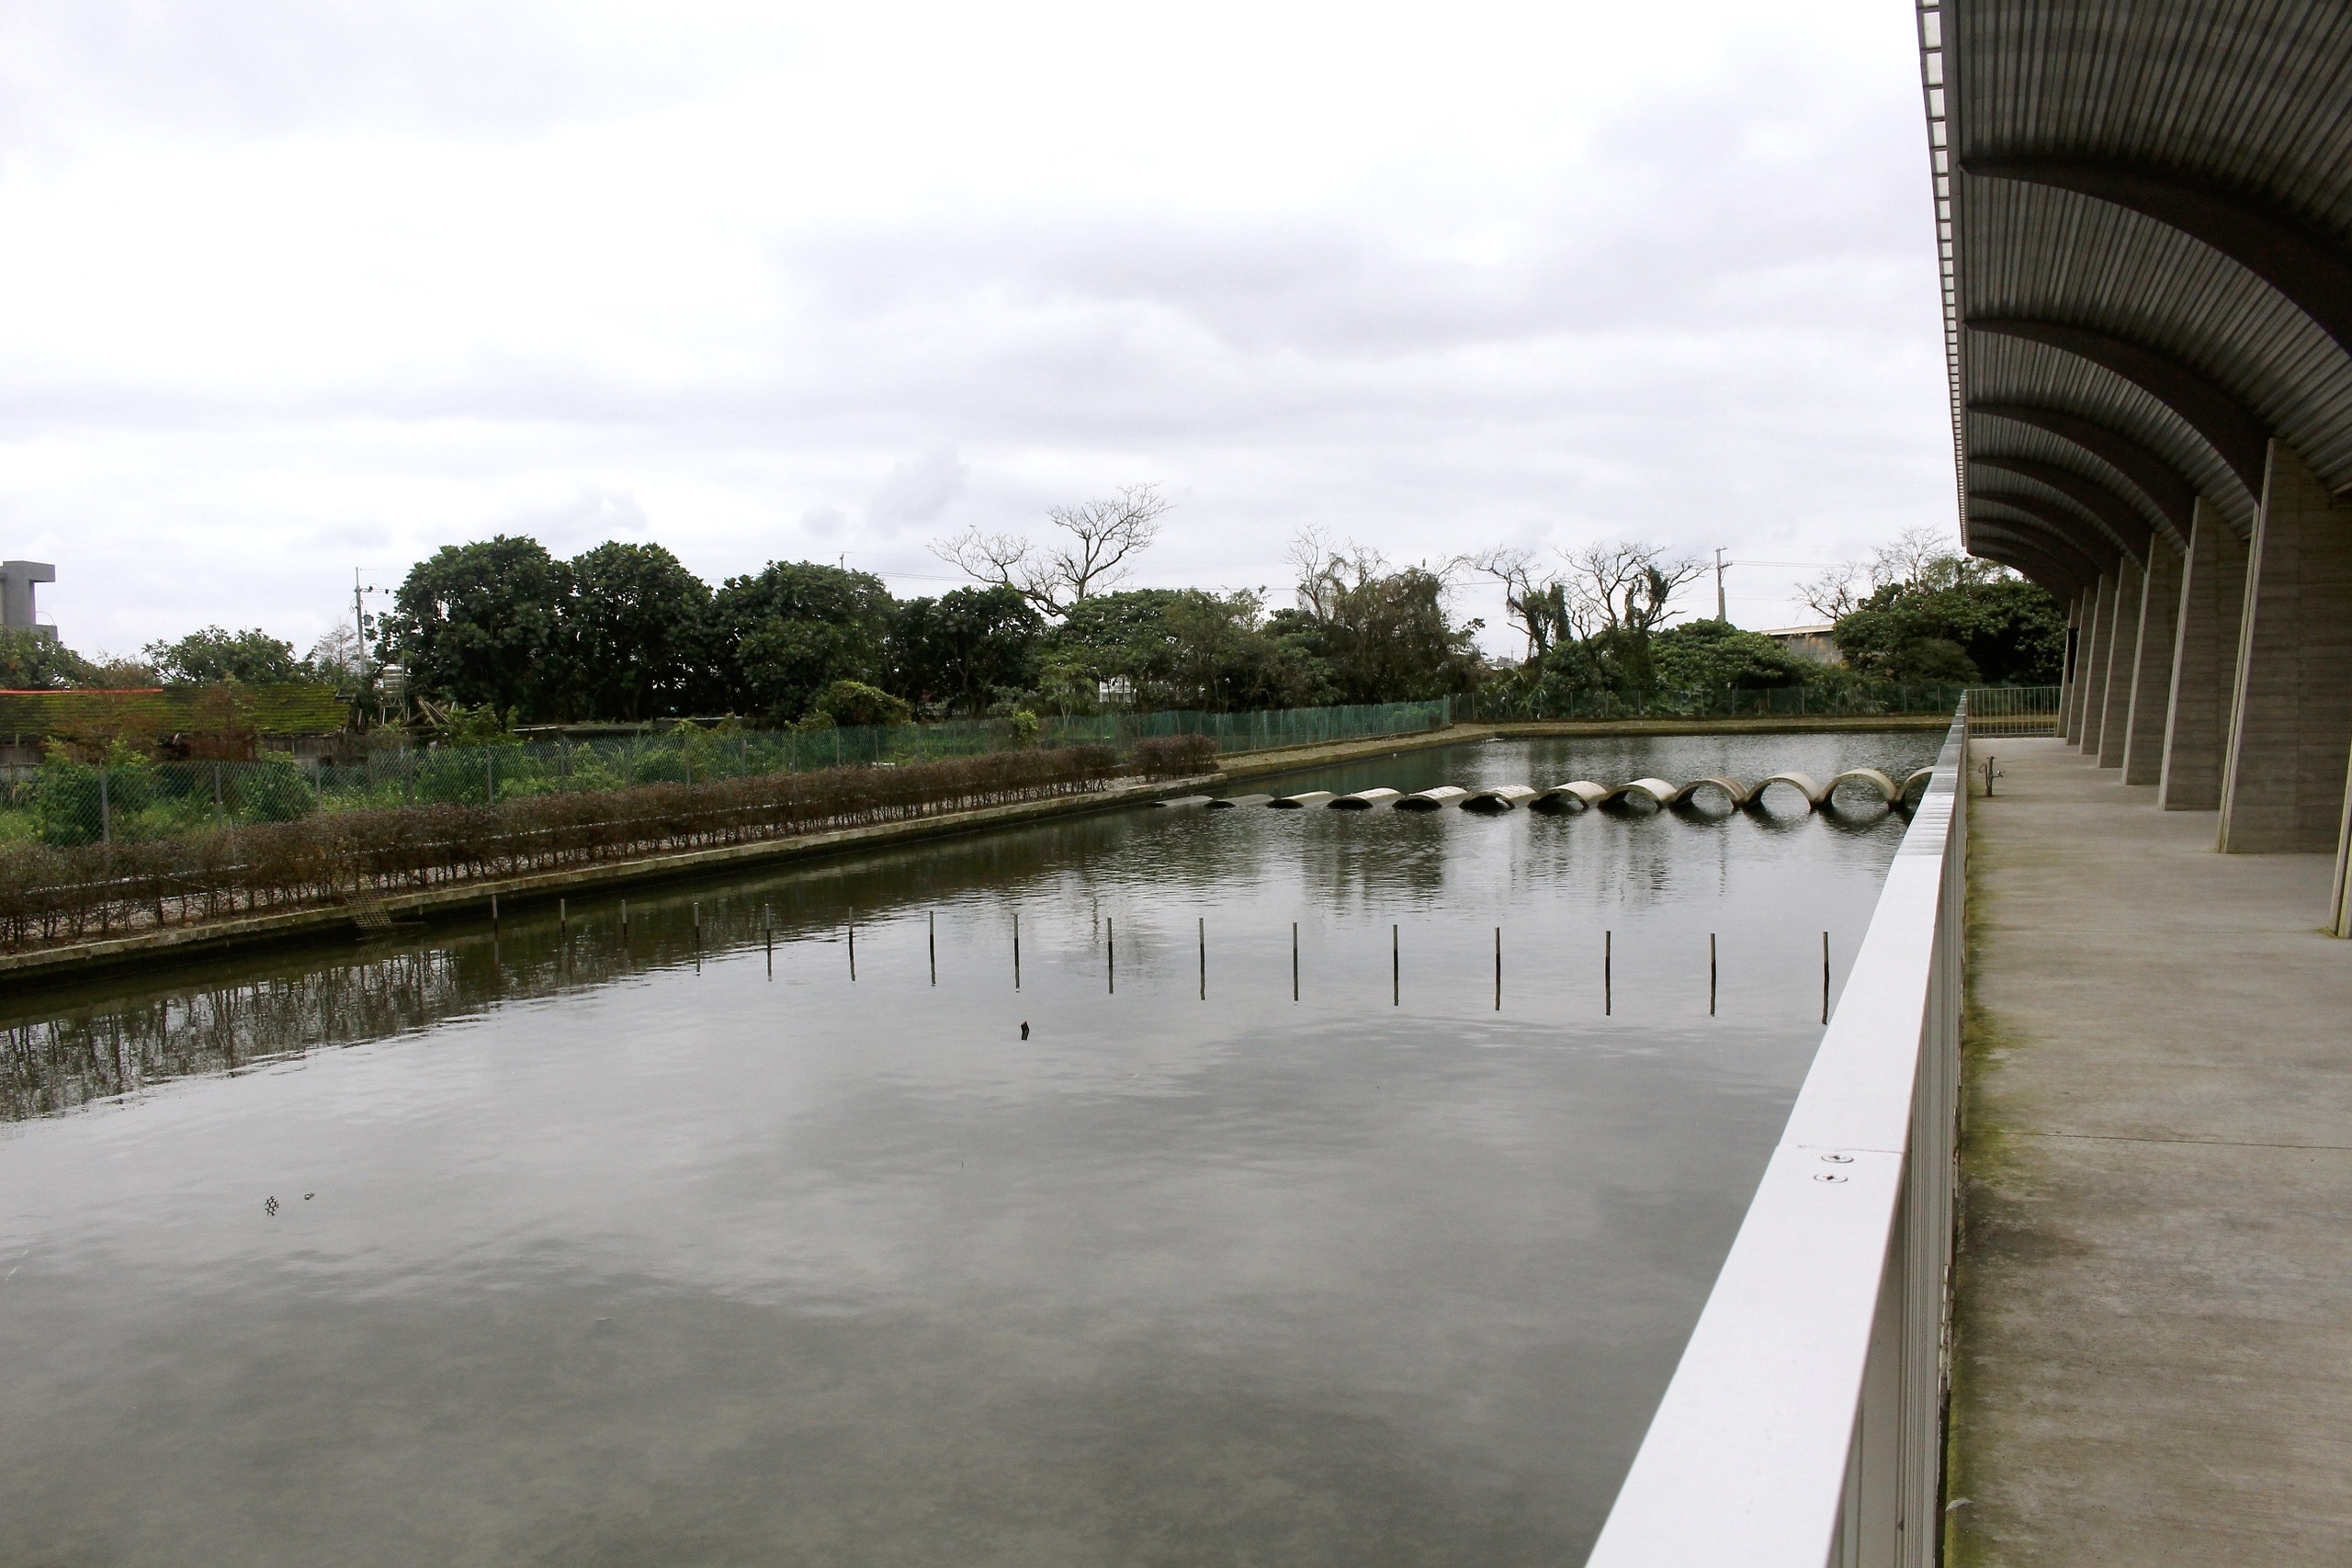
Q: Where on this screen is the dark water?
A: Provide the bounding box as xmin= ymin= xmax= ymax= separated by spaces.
xmin=0 ymin=733 xmax=1934 ymax=1567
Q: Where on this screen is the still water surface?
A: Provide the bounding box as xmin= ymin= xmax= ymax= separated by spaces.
xmin=0 ymin=733 xmax=1935 ymax=1565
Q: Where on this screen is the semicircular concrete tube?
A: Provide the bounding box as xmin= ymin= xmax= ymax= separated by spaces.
xmin=1900 ymin=769 xmax=1934 ymax=807
xmin=1530 ymin=782 xmax=1609 ymax=812
xmin=1268 ymin=791 xmax=1336 ymax=809
xmin=1394 ymin=785 xmax=1469 ymax=811
xmin=1329 ymin=787 xmax=1402 ymax=809
xmin=1600 ymin=777 xmax=1683 ymax=810
xmin=1750 ymin=773 xmax=1830 ymax=809
xmin=1825 ymin=768 xmax=1902 ymax=809
xmin=1460 ymin=784 xmax=1538 ymax=813
xmin=1207 ymin=794 xmax=1273 ymax=809
xmin=1663 ymin=776 xmax=1751 ymax=809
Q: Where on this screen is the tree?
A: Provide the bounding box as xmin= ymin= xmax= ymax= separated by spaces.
xmin=1045 ymin=587 xmax=1322 ymax=712
xmin=144 ymin=626 xmax=306 ymax=685
xmin=1466 ymin=545 xmax=1574 ymax=661
xmin=381 ymin=536 xmax=567 ymax=720
xmin=0 ymin=629 xmax=92 ymax=690
xmin=708 ymin=561 xmax=896 ymax=721
xmin=557 ymin=542 xmax=714 ymax=721
xmin=932 ymin=483 xmax=1170 ymax=615
xmin=890 ymin=585 xmax=1044 ymax=715
xmin=1282 ymin=532 xmax=1484 ymax=703
xmin=1550 ymin=540 xmax=1704 ymax=692
xmin=1834 ymin=577 xmax=2063 ymax=685
xmin=1650 ymin=619 xmax=1811 ymax=689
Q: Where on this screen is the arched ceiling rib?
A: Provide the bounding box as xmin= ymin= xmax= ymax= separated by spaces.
xmin=1971 ymin=454 xmax=2154 ymax=564
xmin=1968 ymin=402 xmax=2196 ymax=539
xmin=1931 ymin=0 xmax=2352 ymax=569
xmin=1967 ymin=483 xmax=2122 ymax=576
xmin=1962 ymin=329 xmax=2256 ymax=532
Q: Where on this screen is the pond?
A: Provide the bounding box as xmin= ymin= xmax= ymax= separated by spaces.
xmin=0 ymin=730 xmax=1939 ymax=1566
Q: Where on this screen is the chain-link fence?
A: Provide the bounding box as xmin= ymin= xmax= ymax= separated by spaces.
xmin=1461 ymin=682 xmax=1974 ymax=723
xmin=0 ymin=701 xmax=1450 ymax=852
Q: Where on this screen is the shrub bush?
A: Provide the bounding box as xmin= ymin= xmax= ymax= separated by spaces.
xmin=1129 ymin=734 xmax=1218 ymax=776
xmin=0 ymin=744 xmax=1127 ymax=950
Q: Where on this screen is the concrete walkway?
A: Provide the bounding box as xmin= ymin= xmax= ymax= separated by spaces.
xmin=1951 ymin=738 xmax=2352 ymax=1562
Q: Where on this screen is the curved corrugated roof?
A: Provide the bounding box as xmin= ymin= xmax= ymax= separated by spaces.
xmin=1927 ymin=0 xmax=2352 ymax=587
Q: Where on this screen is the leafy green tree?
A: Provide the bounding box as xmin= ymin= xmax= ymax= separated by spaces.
xmin=1046 ymin=589 xmax=1324 ymax=711
xmin=0 ymin=629 xmax=91 ymax=690
xmin=890 ymin=585 xmax=1044 ymax=714
xmin=1834 ymin=577 xmax=2063 ymax=685
xmin=382 ymin=536 xmax=567 ymax=719
xmin=557 ymin=542 xmax=715 ymax=721
xmin=1283 ymin=536 xmax=1483 ymax=704
xmin=1649 ymin=619 xmax=1811 ymax=690
xmin=812 ymin=679 xmax=913 ymax=728
xmin=144 ymin=626 xmax=306 ymax=685
xmin=709 ymin=561 xmax=896 ymax=721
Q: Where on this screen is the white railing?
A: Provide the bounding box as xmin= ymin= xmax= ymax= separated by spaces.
xmin=1587 ymin=706 xmax=1966 ymax=1568
xmin=1961 ymin=684 xmax=2059 ymax=736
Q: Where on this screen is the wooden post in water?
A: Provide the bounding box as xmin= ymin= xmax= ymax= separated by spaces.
xmin=491 ymin=892 xmax=498 ymax=927
xmin=1392 ymin=924 xmax=1399 ymax=1007
xmin=1604 ymin=930 xmax=1611 ymax=1016
xmin=930 ymin=911 xmax=937 ymax=987
xmin=1710 ymin=932 xmax=1717 ymax=1016
xmin=1107 ymin=918 xmax=1115 ymax=995
xmin=559 ymin=897 xmax=567 ymax=932
xmin=1822 ymin=931 xmax=1830 ymax=1023
xmin=1494 ymin=927 xmax=1501 ymax=1011
xmin=1012 ymin=911 xmax=1021 ymax=990
xmin=1198 ymin=916 xmax=1205 ymax=1000
xmin=849 ymin=917 xmax=857 ymax=981
xmin=1292 ymin=921 xmax=1299 ymax=1002
xmin=621 ymin=897 xmax=628 ymax=936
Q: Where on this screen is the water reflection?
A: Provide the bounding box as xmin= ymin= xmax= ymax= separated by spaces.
xmin=0 ymin=733 xmax=1937 ymax=1565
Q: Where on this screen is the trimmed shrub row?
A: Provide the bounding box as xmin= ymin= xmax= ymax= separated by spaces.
xmin=0 ymin=742 xmax=1199 ymax=951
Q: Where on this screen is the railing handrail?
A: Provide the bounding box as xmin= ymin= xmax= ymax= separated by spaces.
xmin=1586 ymin=705 xmax=1966 ymax=1567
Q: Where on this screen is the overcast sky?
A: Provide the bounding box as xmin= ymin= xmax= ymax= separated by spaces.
xmin=0 ymin=0 xmax=1951 ymax=662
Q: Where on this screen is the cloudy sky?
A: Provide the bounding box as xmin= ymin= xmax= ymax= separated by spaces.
xmin=0 ymin=0 xmax=1951 ymax=662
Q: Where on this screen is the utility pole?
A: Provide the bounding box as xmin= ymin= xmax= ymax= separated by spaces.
xmin=1713 ymin=547 xmax=1729 ymax=622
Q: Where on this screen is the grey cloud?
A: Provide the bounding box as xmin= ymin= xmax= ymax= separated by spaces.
xmin=865 ymin=449 xmax=967 ymax=535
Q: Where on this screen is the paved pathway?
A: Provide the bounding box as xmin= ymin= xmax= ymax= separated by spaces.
xmin=1951 ymin=737 xmax=2352 ymax=1562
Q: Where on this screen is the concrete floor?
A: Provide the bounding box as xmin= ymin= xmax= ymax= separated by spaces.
xmin=1950 ymin=738 xmax=2352 ymax=1563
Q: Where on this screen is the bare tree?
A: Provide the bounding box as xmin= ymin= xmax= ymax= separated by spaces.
xmin=1557 ymin=540 xmax=1704 ymax=637
xmin=933 ymin=483 xmax=1171 ymax=615
xmin=1466 ymin=545 xmax=1573 ymax=662
xmin=1800 ymin=562 xmax=1867 ymax=622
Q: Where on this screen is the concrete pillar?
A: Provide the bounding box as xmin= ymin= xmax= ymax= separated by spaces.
xmin=2075 ymin=573 xmax=2113 ymax=755
xmin=2061 ymin=590 xmax=2086 ymax=741
xmin=2218 ymin=441 xmax=2352 ymax=854
xmin=2097 ymin=558 xmax=2142 ymax=767
xmin=2159 ymin=500 xmax=2246 ymax=810
xmin=2121 ymin=540 xmax=2183 ymax=784
xmin=2335 ymin=756 xmax=2352 ymax=937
